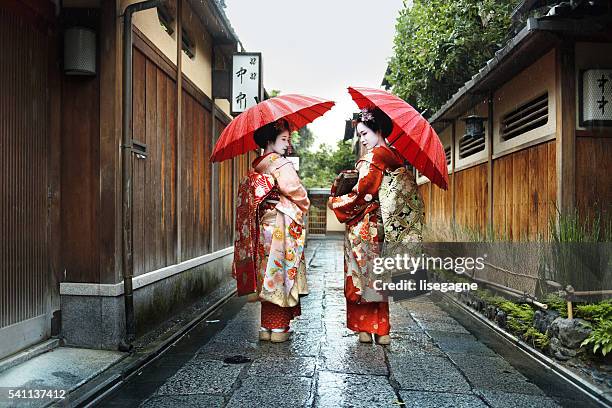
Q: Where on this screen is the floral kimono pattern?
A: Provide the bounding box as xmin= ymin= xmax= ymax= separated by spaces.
xmin=379 ymin=166 xmax=424 ymax=244
xmin=329 ymin=145 xmax=404 ymax=335
xmin=253 ymin=152 xmax=310 ymax=308
xmin=232 ymin=171 xmax=276 ymax=296
xmin=330 ymin=146 xmax=404 ymax=298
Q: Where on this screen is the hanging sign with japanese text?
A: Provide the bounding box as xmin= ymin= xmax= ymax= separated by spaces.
xmin=231 ymin=52 xmax=263 ymax=116
xmin=582 ymin=69 xmax=612 ymax=126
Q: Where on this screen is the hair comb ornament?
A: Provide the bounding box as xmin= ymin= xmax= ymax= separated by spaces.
xmin=273 ymin=118 xmax=294 ymax=133
xmin=359 ymin=108 xmax=375 ymax=122
xmin=273 ymin=120 xmax=285 ymax=131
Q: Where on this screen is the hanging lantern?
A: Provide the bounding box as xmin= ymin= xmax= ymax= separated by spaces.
xmin=462 ymin=115 xmax=487 ymax=139
xmin=64 ymin=27 xmax=96 ymax=76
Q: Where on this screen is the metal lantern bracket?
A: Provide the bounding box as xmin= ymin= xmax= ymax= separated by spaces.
xmin=131 ymin=140 xmax=148 ymax=159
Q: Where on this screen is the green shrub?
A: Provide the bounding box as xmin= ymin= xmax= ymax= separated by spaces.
xmin=543 ymin=293 xmax=568 ymax=318
xmin=581 ymin=319 xmax=612 ymax=356
xmin=575 ymin=300 xmax=612 ymax=322
xmin=523 ymin=326 xmax=550 ymax=349
xmin=499 ymin=302 xmax=535 ymax=335
xmin=475 ymin=289 xmax=506 ymax=308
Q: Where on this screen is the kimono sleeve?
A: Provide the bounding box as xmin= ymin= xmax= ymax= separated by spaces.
xmin=274 ymin=161 xmax=310 ymax=213
xmin=328 ymin=155 xmax=384 ymax=224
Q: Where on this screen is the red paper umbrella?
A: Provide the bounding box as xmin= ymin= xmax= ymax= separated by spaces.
xmin=211 ymin=94 xmax=335 ymax=162
xmin=348 ymin=86 xmax=449 ymax=190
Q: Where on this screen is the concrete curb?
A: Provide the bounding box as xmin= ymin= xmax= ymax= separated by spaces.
xmin=439 ymin=292 xmax=612 ymax=408
xmin=58 ymin=288 xmax=236 ymax=408
xmin=0 ymin=338 xmax=61 ymax=374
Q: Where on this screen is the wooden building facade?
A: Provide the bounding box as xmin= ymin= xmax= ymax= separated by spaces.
xmin=418 ymin=9 xmax=612 ymax=242
xmin=1 ymin=0 xmax=255 ymax=359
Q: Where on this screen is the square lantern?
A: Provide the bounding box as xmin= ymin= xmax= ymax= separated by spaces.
xmin=581 ymin=69 xmax=612 ymax=126
xmin=462 ymin=115 xmax=487 ymax=139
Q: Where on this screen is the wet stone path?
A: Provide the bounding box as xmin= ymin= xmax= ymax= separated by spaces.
xmin=111 ymin=239 xmax=578 ymax=408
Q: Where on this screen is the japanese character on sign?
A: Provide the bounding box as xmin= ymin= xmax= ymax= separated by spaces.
xmin=232 ymin=53 xmax=262 ymax=115
xmin=582 ymin=69 xmax=612 ymax=124
xmin=236 ymin=67 xmax=247 ymax=84
xmin=236 ymin=92 xmax=246 ymax=110
xmin=597 ymin=74 xmax=609 ymax=115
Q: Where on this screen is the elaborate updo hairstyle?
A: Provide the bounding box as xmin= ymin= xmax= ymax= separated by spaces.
xmin=354 ymin=107 xmax=393 ymax=138
xmin=253 ymin=118 xmax=291 ymax=149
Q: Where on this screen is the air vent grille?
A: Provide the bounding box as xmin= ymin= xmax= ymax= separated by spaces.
xmin=501 ymin=93 xmax=548 ymax=141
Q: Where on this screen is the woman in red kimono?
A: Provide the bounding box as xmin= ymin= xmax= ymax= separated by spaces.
xmin=328 ymin=108 xmax=404 ymax=345
xmin=241 ymin=119 xmax=310 ymax=343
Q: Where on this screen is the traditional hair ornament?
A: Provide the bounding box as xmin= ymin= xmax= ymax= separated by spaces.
xmin=274 ymin=119 xmax=289 ymax=131
xmin=359 ymin=108 xmax=375 ymax=122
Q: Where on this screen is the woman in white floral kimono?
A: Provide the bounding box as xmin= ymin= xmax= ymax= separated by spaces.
xmin=248 ymin=119 xmax=310 ymax=343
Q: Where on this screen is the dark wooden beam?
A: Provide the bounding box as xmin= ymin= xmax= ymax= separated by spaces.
xmin=555 ymin=39 xmax=576 ymax=214
xmin=176 ymin=0 xmax=183 ymax=262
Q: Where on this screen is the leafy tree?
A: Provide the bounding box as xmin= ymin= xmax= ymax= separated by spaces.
xmin=386 ymin=0 xmax=520 ymax=116
xmin=298 ymin=139 xmax=355 ymax=189
xmin=291 ymin=126 xmax=315 ymax=152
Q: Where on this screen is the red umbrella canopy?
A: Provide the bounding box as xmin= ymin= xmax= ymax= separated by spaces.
xmin=348 ymin=86 xmax=449 ymax=190
xmin=210 ymin=94 xmax=334 ymax=162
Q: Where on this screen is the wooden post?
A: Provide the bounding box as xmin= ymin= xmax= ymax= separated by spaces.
xmin=428 ymin=181 xmax=433 ymax=225
xmin=567 ymin=301 xmax=573 ymax=320
xmin=555 ymin=40 xmax=576 ymax=217
xmin=487 ymin=93 xmax=494 ymax=238
xmin=176 ymin=0 xmax=183 ymax=262
xmin=451 ymin=120 xmax=456 ymax=227
xmin=99 ymin=0 xmax=120 ymax=284
xmin=210 ymin=97 xmax=218 ymax=252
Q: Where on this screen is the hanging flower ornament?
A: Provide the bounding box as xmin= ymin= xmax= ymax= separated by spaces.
xmin=359 ymin=108 xmax=375 ymax=122
xmin=351 ymin=107 xmax=376 ymax=128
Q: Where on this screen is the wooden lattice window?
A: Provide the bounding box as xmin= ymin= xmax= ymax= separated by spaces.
xmin=308 ymin=196 xmax=327 ymax=235
xmin=501 ymin=92 xmax=548 ymax=141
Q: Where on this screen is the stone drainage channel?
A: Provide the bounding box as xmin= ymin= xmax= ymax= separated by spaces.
xmin=85 ymin=239 xmax=607 ymax=408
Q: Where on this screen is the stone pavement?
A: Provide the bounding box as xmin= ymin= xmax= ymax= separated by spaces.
xmin=133 ymin=239 xmax=570 ymax=408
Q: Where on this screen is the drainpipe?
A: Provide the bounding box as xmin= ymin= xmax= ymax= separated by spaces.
xmin=120 ymin=0 xmax=162 ymax=351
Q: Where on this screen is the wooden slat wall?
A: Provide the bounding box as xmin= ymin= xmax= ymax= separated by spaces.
xmin=132 ymin=34 xmax=247 ymax=270
xmin=132 ymin=48 xmax=177 ymax=277
xmin=493 ymin=141 xmax=556 ymax=240
xmin=431 ymin=183 xmax=453 ymax=225
xmin=179 ymin=91 xmax=212 ymax=260
xmin=0 ymin=6 xmax=50 ymax=326
xmin=421 ymin=141 xmax=557 ymax=241
xmin=576 ymin=137 xmax=612 ymax=220
xmin=418 ymin=184 xmax=430 ymax=223
xmin=61 ymin=56 xmax=100 ymax=283
xmin=454 ymin=164 xmax=488 ymax=234
xmin=215 ymin=119 xmax=235 ymax=250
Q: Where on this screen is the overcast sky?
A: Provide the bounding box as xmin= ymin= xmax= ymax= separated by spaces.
xmin=224 ymin=0 xmax=405 ymax=149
